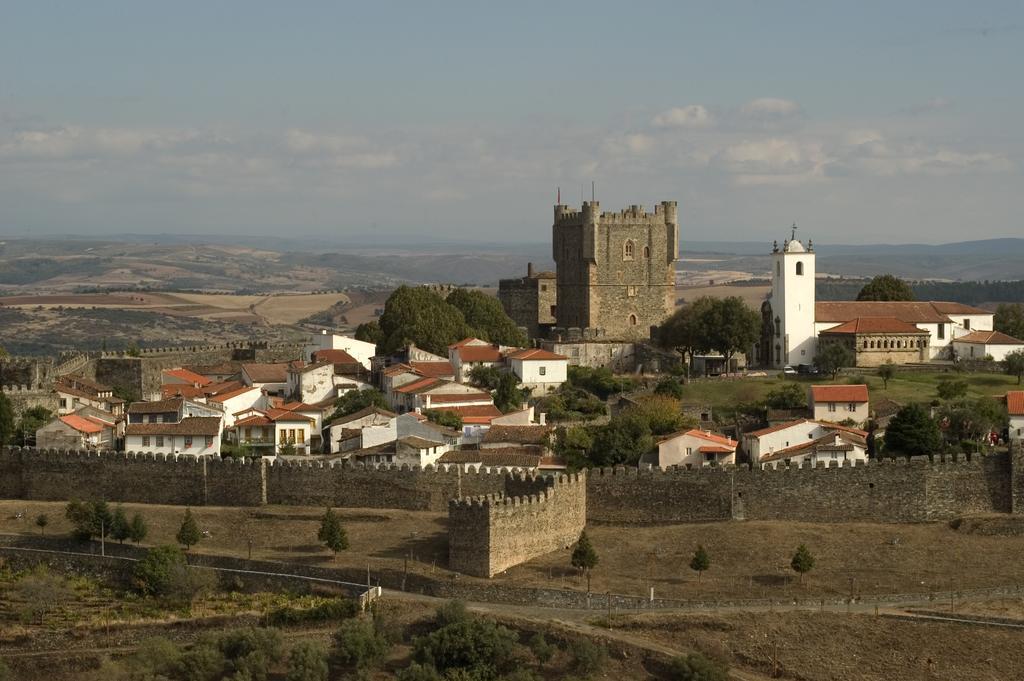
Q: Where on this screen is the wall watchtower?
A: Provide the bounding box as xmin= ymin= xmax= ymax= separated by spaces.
xmin=552 ymin=201 xmax=678 ymax=341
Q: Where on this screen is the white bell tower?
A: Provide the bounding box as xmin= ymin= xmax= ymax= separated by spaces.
xmin=769 ymin=225 xmax=817 ymax=368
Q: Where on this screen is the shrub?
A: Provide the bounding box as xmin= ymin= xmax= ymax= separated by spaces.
xmin=286 ymin=641 xmax=329 ymax=681
xmin=670 ymin=652 xmax=729 ymax=680
xmin=262 ymin=598 xmax=357 ymax=627
xmin=397 ymin=663 xmax=443 ymax=681
xmin=413 ymin=610 xmax=517 ymax=680
xmin=332 ymin=617 xmax=390 ymax=669
xmin=133 ymin=545 xmax=187 ymax=597
xmin=568 ymin=638 xmax=607 ymax=678
xmin=529 ymin=632 xmax=555 ymax=666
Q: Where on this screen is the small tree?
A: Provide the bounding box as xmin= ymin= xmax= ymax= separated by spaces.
xmin=286 ymin=641 xmax=329 ymax=681
xmin=35 ymin=513 xmax=49 ymax=535
xmin=331 ymin=618 xmax=390 ymax=669
xmin=937 ymin=379 xmax=968 ymax=401
xmin=571 ymin=531 xmax=599 ymax=592
xmin=318 ymin=507 xmax=349 ymax=557
xmin=1005 ymin=349 xmax=1024 ymax=385
xmin=791 ymin=544 xmax=815 ymax=584
xmin=176 ymin=508 xmax=202 ymax=551
xmin=110 ymin=506 xmax=131 ymax=544
xmin=689 ymin=545 xmax=711 ymax=583
xmin=884 ymin=403 xmax=942 ymax=456
xmin=529 ymin=632 xmax=555 ymax=667
xmin=134 ymin=545 xmax=187 ymax=597
xmin=129 ymin=513 xmax=149 ymax=544
xmin=878 ymin=361 xmax=896 ymax=390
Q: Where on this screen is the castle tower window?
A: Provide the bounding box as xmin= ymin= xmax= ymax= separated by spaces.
xmin=629 ymin=314 xmax=638 ymax=326
xmin=643 ymin=245 xmax=650 ymax=258
xmin=796 ymin=261 xmax=804 ymax=275
xmin=624 ymin=240 xmax=635 ymax=260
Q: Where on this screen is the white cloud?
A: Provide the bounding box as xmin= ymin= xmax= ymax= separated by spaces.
xmin=713 ymin=137 xmax=826 ymax=185
xmin=652 ymin=105 xmax=714 ymax=129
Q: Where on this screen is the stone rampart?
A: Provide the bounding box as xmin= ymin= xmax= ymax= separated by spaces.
xmin=449 ymin=472 xmax=587 ymax=578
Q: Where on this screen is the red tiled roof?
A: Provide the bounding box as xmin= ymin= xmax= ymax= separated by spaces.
xmin=457 ymin=345 xmax=502 ymax=362
xmin=265 ymin=408 xmax=315 ymax=423
xmin=815 ymin=301 xmax=989 ymax=324
xmin=1008 ymin=391 xmax=1024 ymax=416
xmin=161 ymin=384 xmax=208 ymax=399
xmin=821 ymin=317 xmax=928 ymax=335
xmin=382 ymin=363 xmax=415 ymax=377
xmin=437 ymin=448 xmax=542 ymax=467
xmin=208 ymin=385 xmax=260 ymax=403
xmin=313 ymin=349 xmax=359 ymax=365
xmin=162 ymin=368 xmax=211 ymax=386
xmin=427 ymin=392 xmax=493 ymax=404
xmin=409 ymin=361 xmax=455 ymax=378
xmin=434 ymin=404 xmax=503 ymax=424
xmin=234 ymin=413 xmax=272 ymax=427
xmin=449 ymin=338 xmax=484 ymax=349
xmin=811 ymin=384 xmax=869 ymax=403
xmin=760 ymin=431 xmax=866 ymax=463
xmin=661 ymin=428 xmax=737 ymax=449
xmin=955 ymin=330 xmax=1024 ymax=345
xmin=242 ymin=363 xmax=290 ymax=384
xmin=126 ymin=417 xmax=221 ymax=436
xmin=506 ymin=348 xmax=567 ymax=361
xmin=698 ymin=446 xmax=734 ymax=454
xmin=395 ymin=377 xmax=443 ymax=394
xmin=747 ymin=418 xmax=867 ymax=439
xmin=60 ymin=414 xmax=105 ymax=434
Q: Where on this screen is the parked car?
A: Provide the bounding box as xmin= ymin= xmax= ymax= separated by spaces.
xmin=783 ymin=365 xmax=798 ymax=376
xmin=798 ymin=364 xmax=819 ymax=375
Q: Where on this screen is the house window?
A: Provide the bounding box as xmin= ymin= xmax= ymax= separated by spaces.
xmin=155 ymin=436 xmax=164 ymax=447
xmin=279 ymin=430 xmax=287 ymax=444
xmin=184 ymin=436 xmax=193 ymax=448
xmin=970 ymin=346 xmax=975 ymax=358
xmin=964 ymin=318 xmax=970 ymax=329
xmin=624 ymin=240 xmax=635 ymax=260
xmin=540 ymin=284 xmax=547 ymax=292
xmin=796 ymin=262 xmax=804 ymax=275
xmin=60 ymin=398 xmax=68 ymax=409
xmin=205 ymin=436 xmax=214 ymax=447
xmin=847 ymin=403 xmax=856 ymax=412
xmin=539 ymin=366 xmax=546 ymax=376
xmin=298 ymin=429 xmax=305 ymax=443
xmin=938 ymin=324 xmax=945 ymax=340
xmin=828 ymin=402 xmax=836 ymax=412
xmin=142 ymin=436 xmax=150 ymax=447
xmin=686 ymin=447 xmax=692 ymax=456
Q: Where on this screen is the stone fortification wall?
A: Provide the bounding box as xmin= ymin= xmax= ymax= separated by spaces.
xmin=588 ymin=453 xmax=1014 ymax=524
xmin=2 ymin=447 xmax=1020 ymax=527
xmin=266 ymin=461 xmax=507 ymax=511
xmin=449 ymin=472 xmax=587 ymax=578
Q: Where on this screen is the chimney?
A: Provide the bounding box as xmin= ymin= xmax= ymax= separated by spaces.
xmin=527 ymin=262 xmax=535 ymax=277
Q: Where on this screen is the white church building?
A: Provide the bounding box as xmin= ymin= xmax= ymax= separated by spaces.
xmin=755 ymin=233 xmax=996 ymax=369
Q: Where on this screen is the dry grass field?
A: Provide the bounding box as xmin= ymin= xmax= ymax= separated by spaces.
xmin=675 ymin=283 xmax=771 ymax=309
xmin=5 ymin=502 xmax=1024 ymax=605
xmin=599 ymin=610 xmax=1024 ymax=681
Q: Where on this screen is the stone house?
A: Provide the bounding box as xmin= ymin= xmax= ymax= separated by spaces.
xmin=657 ymin=429 xmax=738 ymax=468
xmin=36 ymin=409 xmax=117 ymax=451
xmin=809 ymin=384 xmax=870 ymax=427
xmin=55 ymin=375 xmax=125 ymax=418
xmin=497 ymin=262 xmax=557 ymax=340
xmin=480 ymin=424 xmax=554 ymax=454
xmin=817 ymin=317 xmax=930 ymax=367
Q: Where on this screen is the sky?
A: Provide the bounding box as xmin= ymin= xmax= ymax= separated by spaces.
xmin=1 ymin=1 xmax=1022 ymax=245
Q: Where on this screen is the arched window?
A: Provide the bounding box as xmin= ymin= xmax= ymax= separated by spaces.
xmin=624 ymin=240 xmax=635 ymax=260
xmin=629 ymin=314 xmax=638 ymax=326
xmin=643 ymin=245 xmax=650 ymax=258
xmin=774 ymin=317 xmax=781 ymax=338
xmin=796 ymin=261 xmax=804 ymax=276
xmin=863 ymin=340 xmax=868 ymax=349
xmin=775 ymin=344 xmax=781 ymax=364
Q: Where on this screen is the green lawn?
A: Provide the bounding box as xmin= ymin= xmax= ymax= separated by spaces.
xmin=677 ymin=369 xmax=1019 ymax=411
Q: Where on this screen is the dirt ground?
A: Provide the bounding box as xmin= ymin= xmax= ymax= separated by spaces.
xmin=676 ymin=283 xmax=770 ymax=309
xmin=600 ymin=609 xmax=1024 ymax=681
xmin=5 ymin=502 xmax=1024 ymax=605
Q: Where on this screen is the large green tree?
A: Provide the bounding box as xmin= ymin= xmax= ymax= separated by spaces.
xmin=328 ymin=388 xmax=389 ymax=422
xmin=884 ymin=403 xmax=942 ymax=456
xmin=446 ymin=288 xmax=527 ymax=347
xmin=589 ymin=413 xmax=654 ymax=466
xmin=658 ymin=296 xmax=717 ymax=363
xmin=15 ymin=405 xmax=52 ymax=447
xmin=378 ymin=286 xmax=470 ymax=355
xmin=707 ymin=297 xmax=762 ymax=371
xmin=354 ymin=321 xmax=384 ymax=346
xmin=995 ymin=303 xmax=1024 ymax=340
xmin=856 ymin=274 xmax=915 ymax=301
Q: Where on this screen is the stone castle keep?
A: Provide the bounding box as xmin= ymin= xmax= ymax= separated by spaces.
xmin=4 ymin=446 xmax=1024 ymax=577
xmin=500 ymin=201 xmax=679 ymax=341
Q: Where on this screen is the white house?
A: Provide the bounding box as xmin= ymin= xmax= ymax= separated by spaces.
xmin=758 ymin=233 xmax=995 ymax=368
xmin=229 ymin=407 xmax=315 ymax=455
xmin=759 ymin=431 xmax=868 ymax=467
xmin=125 ymin=417 xmax=222 ymax=456
xmin=657 ymin=429 xmax=738 ymax=468
xmin=1009 ymin=391 xmax=1024 ymax=444
xmin=206 ymin=385 xmax=266 ymax=428
xmin=304 ymin=331 xmax=376 ymax=370
xmin=505 ymin=348 xmax=568 ymax=393
xmin=953 ymin=331 xmax=1024 ymax=362
xmin=328 ymin=406 xmax=397 ymax=454
xmin=809 ymin=384 xmax=870 ymax=427
xmin=287 ymin=361 xmax=336 ymax=404
xmin=743 ymin=419 xmax=868 ymax=466
xmin=448 ymin=338 xmax=505 ymax=383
